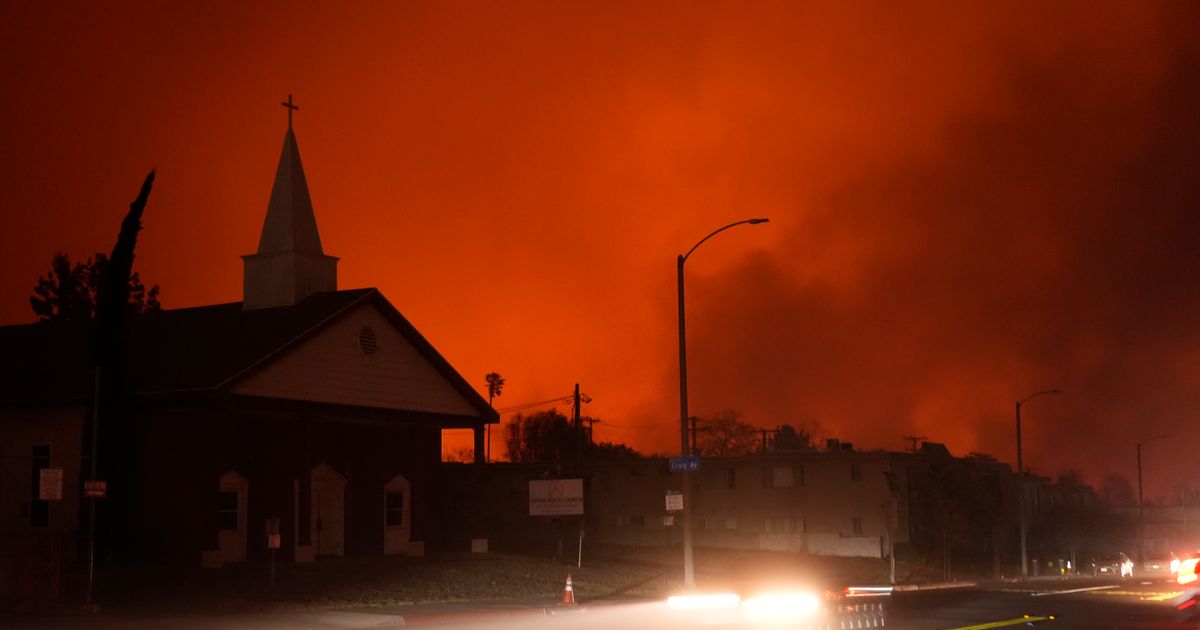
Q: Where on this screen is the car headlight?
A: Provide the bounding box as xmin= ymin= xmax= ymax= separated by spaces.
xmin=667 ymin=593 xmax=741 ymax=610
xmin=742 ymin=592 xmax=822 ymax=621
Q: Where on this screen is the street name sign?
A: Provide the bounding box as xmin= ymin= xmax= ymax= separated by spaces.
xmin=669 ymin=456 xmax=701 ymax=472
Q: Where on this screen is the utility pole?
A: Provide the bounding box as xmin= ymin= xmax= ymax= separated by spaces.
xmin=573 ymin=383 xmax=581 ymax=466
xmin=1138 ymin=442 xmax=1144 ymax=564
xmin=1016 ymin=400 xmax=1026 ymax=577
xmin=1016 ymin=389 xmax=1062 ymax=577
xmin=583 ymin=417 xmax=597 ymax=445
xmin=759 ymin=429 xmax=770 ymax=454
xmin=1137 ymin=435 xmax=1169 ymax=564
xmin=84 ymin=367 xmax=100 ymax=610
xmin=883 ymin=471 xmax=898 ymax=584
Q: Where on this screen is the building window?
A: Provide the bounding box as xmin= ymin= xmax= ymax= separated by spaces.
xmin=852 ymin=517 xmax=864 ymax=534
xmin=385 ymin=492 xmax=404 ymax=526
xmin=763 ymin=466 xmax=795 ymax=488
xmin=218 ymin=491 xmax=239 ymax=530
xmin=30 ymin=444 xmax=50 ymax=528
xmin=712 ymin=468 xmax=735 ymax=489
xmin=850 ymin=464 xmax=862 ymax=482
xmin=383 ymin=473 xmax=411 ymax=542
xmin=764 ymin=518 xmax=795 ymax=533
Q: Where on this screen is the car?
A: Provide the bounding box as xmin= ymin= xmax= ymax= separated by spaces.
xmin=665 ymin=587 xmax=888 ymax=628
xmin=1178 ymin=552 xmax=1200 ymax=586
xmin=1092 ymin=552 xmax=1133 ymax=578
xmin=662 ymin=557 xmax=888 ymax=628
xmin=1175 ymin=552 xmax=1200 ymax=620
xmin=1143 ymin=551 xmax=1180 ymax=576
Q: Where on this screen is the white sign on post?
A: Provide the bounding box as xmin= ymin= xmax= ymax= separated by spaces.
xmin=665 ymin=491 xmax=683 ymax=512
xmin=39 ymin=468 xmax=63 ymax=501
xmin=529 ymin=479 xmax=584 ymax=516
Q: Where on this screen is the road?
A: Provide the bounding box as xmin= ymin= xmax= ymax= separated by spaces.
xmin=888 ymin=576 xmax=1188 ymax=629
xmin=3 ymin=576 xmax=1195 ymax=629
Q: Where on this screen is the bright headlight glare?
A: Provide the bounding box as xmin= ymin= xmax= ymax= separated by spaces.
xmin=667 ymin=593 xmax=741 ymax=610
xmin=1180 ymin=559 xmax=1199 ymax=585
xmin=742 ymin=592 xmax=821 ymax=619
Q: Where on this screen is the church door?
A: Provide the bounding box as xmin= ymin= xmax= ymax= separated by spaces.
xmin=217 ymin=471 xmax=249 ymax=564
xmin=310 ymin=464 xmax=346 ymax=557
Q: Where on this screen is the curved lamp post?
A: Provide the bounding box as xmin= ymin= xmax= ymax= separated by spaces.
xmin=1016 ymin=388 xmax=1062 ymax=577
xmin=678 ymin=218 xmax=768 ymax=587
xmin=1137 ymin=434 xmax=1169 ymax=564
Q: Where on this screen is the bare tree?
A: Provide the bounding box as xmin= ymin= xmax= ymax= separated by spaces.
xmin=696 ymin=410 xmax=758 ymax=456
xmin=770 ymin=424 xmax=815 ymax=451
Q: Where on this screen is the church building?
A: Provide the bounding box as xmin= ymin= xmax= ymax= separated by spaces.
xmin=0 ymin=100 xmax=496 ymax=595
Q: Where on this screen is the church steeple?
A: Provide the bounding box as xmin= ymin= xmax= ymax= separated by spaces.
xmin=242 ymin=95 xmax=339 ymax=310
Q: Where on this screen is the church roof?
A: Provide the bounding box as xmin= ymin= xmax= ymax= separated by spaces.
xmin=0 ymin=289 xmax=497 ymax=422
xmin=256 ymin=126 xmax=324 ymax=255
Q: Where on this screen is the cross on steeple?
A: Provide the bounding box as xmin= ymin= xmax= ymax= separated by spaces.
xmin=281 ymin=94 xmax=299 ymax=129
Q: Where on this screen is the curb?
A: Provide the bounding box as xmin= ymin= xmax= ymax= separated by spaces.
xmin=891 ymin=581 xmax=978 ymax=592
xmin=397 ymin=604 xmax=588 ymax=626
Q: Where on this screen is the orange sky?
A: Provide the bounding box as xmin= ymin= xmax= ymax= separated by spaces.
xmin=2 ymin=2 xmax=1198 ymax=501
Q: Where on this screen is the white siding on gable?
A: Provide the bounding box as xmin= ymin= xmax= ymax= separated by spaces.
xmin=232 ymin=303 xmax=479 ymax=416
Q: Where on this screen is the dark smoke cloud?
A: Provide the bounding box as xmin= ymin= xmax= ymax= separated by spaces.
xmin=680 ymin=5 xmax=1200 ymax=499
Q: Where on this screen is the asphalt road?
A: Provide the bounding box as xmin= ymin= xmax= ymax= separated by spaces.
xmin=4 ymin=576 xmax=1197 ymax=629
xmin=888 ymin=576 xmax=1190 ymax=629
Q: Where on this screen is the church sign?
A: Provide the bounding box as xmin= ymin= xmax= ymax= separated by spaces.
xmin=528 ymin=479 xmax=584 ymax=516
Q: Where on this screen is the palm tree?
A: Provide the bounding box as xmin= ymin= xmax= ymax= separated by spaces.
xmin=484 ymin=372 xmax=505 ymax=462
xmin=485 ymin=372 xmax=505 ymax=405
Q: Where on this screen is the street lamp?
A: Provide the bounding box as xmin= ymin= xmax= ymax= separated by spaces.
xmin=677 ymin=217 xmax=769 ymax=587
xmin=1016 ymin=388 xmax=1062 ymax=577
xmin=1137 ymin=434 xmax=1169 ymax=565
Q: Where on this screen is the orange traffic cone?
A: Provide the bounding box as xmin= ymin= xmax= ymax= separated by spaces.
xmin=560 ymin=574 xmax=576 ymax=606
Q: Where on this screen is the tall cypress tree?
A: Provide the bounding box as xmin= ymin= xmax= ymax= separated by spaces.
xmin=91 ymin=170 xmax=155 ymax=561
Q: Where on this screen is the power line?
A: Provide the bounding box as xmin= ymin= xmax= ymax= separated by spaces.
xmin=495 ymin=395 xmax=573 ymax=414
xmin=495 ymin=392 xmax=592 ymax=415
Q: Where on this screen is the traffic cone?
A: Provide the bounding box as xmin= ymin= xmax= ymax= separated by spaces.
xmin=560 ymin=574 xmax=576 ymax=606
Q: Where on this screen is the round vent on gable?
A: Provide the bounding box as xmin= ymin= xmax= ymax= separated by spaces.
xmin=358 ymin=325 xmax=379 ymax=355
